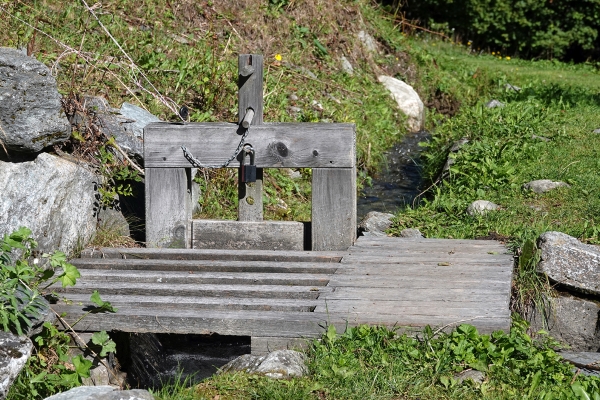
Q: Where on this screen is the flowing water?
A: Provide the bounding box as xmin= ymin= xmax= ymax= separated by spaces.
xmin=357 ymin=130 xmax=429 ymax=220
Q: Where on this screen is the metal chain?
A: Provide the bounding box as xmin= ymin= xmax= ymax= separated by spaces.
xmin=181 ymin=126 xmax=250 ymax=169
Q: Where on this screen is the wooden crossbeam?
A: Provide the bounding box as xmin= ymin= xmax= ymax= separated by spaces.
xmin=143 ymin=122 xmax=355 ymax=168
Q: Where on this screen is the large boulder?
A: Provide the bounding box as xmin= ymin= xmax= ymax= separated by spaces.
xmin=358 ymin=211 xmax=394 ymax=237
xmin=378 ymin=76 xmax=424 ymax=132
xmin=0 ymin=47 xmax=71 ymax=153
xmin=528 ymin=294 xmax=600 ymax=351
xmin=0 ymin=331 xmax=33 ymax=399
xmin=0 ymin=153 xmax=97 ymax=254
xmin=43 ymin=386 xmax=155 ymax=400
xmin=537 ymin=231 xmax=600 ymax=296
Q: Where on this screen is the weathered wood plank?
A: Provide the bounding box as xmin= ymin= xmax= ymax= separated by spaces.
xmin=238 ymin=54 xmax=264 ymax=222
xmin=145 ymin=168 xmax=192 ymax=248
xmin=191 ymin=220 xmax=304 ymax=250
xmin=72 ymin=270 xmax=331 ymax=286
xmin=354 ymin=237 xmax=509 ymax=246
xmin=144 ymin=123 xmax=356 ymax=168
xmin=78 ymin=247 xmax=344 ymax=262
xmin=59 ymin=294 xmax=318 ymax=312
xmin=325 ymin=276 xmax=511 ymax=288
xmin=340 ymin=254 xmax=513 ymax=264
xmin=333 ymin=264 xmax=512 ymax=276
xmin=350 ymin=244 xmax=509 ymax=254
xmin=320 ymin=287 xmax=511 ymax=302
xmin=71 ymin=258 xmax=340 ymax=274
xmin=52 ymin=281 xmax=332 ymax=299
xmin=312 ymin=168 xmax=356 ymax=251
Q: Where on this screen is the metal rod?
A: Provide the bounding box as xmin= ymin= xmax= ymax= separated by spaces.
xmin=241 ymin=108 xmax=255 ymax=128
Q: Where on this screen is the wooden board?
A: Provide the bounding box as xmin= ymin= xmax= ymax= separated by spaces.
xmin=145 ymin=168 xmax=192 ymax=248
xmin=191 ymin=220 xmax=304 ymax=250
xmin=312 ymin=168 xmax=356 ymax=251
xmin=144 ymin=122 xmax=356 ymax=169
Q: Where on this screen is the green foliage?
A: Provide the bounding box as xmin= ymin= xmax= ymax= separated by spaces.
xmin=97 ymin=142 xmax=142 ymax=209
xmin=401 ymin=0 xmax=600 ymax=60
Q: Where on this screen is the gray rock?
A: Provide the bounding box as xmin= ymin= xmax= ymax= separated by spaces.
xmin=399 ymin=228 xmax=424 ymax=238
xmin=442 ymin=138 xmax=469 ymax=173
xmin=359 ymin=211 xmax=394 ymax=237
xmin=288 ymin=106 xmax=302 ymax=114
xmin=528 ymin=293 xmax=600 ymax=351
xmin=467 ymin=200 xmax=500 ymax=216
xmin=96 ymin=206 xmax=130 ymax=237
xmin=454 ymin=369 xmax=485 ymax=384
xmin=593 ymin=128 xmax=600 ymax=134
xmin=485 ymin=99 xmax=504 ymax=108
xmin=0 ymin=332 xmax=33 ymax=399
xmin=505 ymin=83 xmax=521 ymax=91
xmin=44 ymin=386 xmax=155 ymax=400
xmin=339 ymin=56 xmax=354 ymax=75
xmin=537 ymin=231 xmax=600 ymax=296
xmin=288 ymin=93 xmax=299 ymax=102
xmin=0 ymin=47 xmax=71 ymax=153
xmin=532 ymin=134 xmax=550 ymax=142
xmin=378 ymin=75 xmax=425 ymax=132
xmin=0 ymin=153 xmax=97 ymax=254
xmin=82 ymin=364 xmax=111 ymax=387
xmin=358 ymin=31 xmax=378 ymax=53
xmin=560 ymin=351 xmax=600 ymax=371
xmin=119 ymin=102 xmax=160 ymax=139
xmin=220 ymin=350 xmax=307 ymax=379
xmin=523 ymin=179 xmax=570 ymax=194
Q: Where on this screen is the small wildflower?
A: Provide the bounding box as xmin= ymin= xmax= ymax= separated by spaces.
xmin=505 ymin=56 xmax=511 ymax=60
xmin=33 ymin=258 xmax=39 ymax=265
xmin=491 ymin=51 xmax=495 ymax=55
xmin=274 ymin=54 xmax=282 ymax=61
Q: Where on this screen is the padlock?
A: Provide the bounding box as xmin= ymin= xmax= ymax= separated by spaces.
xmin=241 ymin=147 xmax=256 ymax=183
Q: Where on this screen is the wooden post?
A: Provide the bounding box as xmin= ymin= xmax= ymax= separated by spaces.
xmin=312 ymin=167 xmax=357 ymax=251
xmin=238 ymin=54 xmax=264 ymax=222
xmin=145 ymin=168 xmax=192 ymax=248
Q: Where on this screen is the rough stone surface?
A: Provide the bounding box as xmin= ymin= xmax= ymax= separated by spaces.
xmin=467 ymin=200 xmax=500 ymax=216
xmin=96 ymin=206 xmax=130 ymax=237
xmin=399 ymin=228 xmax=424 ymax=238
xmin=523 ymin=179 xmax=570 ymax=194
xmin=593 ymin=128 xmax=600 ymax=134
xmin=485 ymin=99 xmax=504 ymax=108
xmin=358 ymin=211 xmax=394 ymax=237
xmin=82 ymin=364 xmax=111 ymax=387
xmin=44 ymin=386 xmax=155 ymax=400
xmin=339 ymin=56 xmax=354 ymax=75
xmin=119 ymin=102 xmax=160 ymax=139
xmin=0 ymin=153 xmax=97 ymax=254
xmin=358 ymin=31 xmax=378 ymax=53
xmin=454 ymin=369 xmax=485 ymax=384
xmin=0 ymin=47 xmax=71 ymax=153
xmin=221 ymin=350 xmax=307 ymax=379
xmin=532 ymin=134 xmax=551 ymax=142
xmin=378 ymin=75 xmax=425 ymax=132
xmin=537 ymin=231 xmax=600 ymax=296
xmin=0 ymin=332 xmax=33 ymax=399
xmin=442 ymin=137 xmax=469 ymax=173
xmin=560 ymin=351 xmax=600 ymax=371
xmin=528 ymin=293 xmax=600 ymax=351
xmin=505 ymin=83 xmax=521 ymax=91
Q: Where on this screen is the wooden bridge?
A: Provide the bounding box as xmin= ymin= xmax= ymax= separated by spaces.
xmin=52 ymin=54 xmax=513 ymax=354
xmin=53 ymin=237 xmax=512 ymax=354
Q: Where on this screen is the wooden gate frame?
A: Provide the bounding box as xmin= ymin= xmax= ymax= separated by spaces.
xmin=143 ymin=54 xmax=356 ymax=251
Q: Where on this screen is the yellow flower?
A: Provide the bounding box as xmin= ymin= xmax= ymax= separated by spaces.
xmin=492 ymin=51 xmax=495 ymax=55
xmin=274 ymin=54 xmax=282 ymax=61
xmin=505 ymin=56 xmax=511 ymax=60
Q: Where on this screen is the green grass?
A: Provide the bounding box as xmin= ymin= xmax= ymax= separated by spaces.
xmin=153 ymin=322 xmax=600 ymax=400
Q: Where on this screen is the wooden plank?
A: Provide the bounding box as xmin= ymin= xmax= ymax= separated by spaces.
xmin=144 ymin=167 xmax=191 ymax=248
xmin=59 ymin=294 xmax=318 ymax=312
xmin=144 ymin=123 xmax=356 ymax=168
xmin=325 ymin=276 xmax=511 ymax=288
xmin=340 ymin=254 xmax=513 ymax=264
xmin=238 ymin=54 xmax=264 ymax=222
xmin=312 ymin=168 xmax=356 ymax=251
xmin=78 ymin=247 xmax=344 ymax=262
xmin=191 ymin=220 xmax=303 ymax=251
xmin=251 ymin=337 xmax=309 ymax=355
xmin=52 ymin=281 xmax=332 ymax=299
xmin=333 ymin=264 xmax=512 ymax=276
xmin=350 ymin=244 xmax=509 ymax=254
xmin=320 ymin=287 xmax=511 ymax=302
xmin=71 ymin=258 xmax=340 ymax=274
xmin=72 ymin=270 xmax=331 ymax=286
xmin=354 ymin=237 xmax=509 ymax=246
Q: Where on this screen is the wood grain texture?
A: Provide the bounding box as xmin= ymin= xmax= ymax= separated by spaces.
xmin=191 ymin=220 xmax=304 ymax=250
xmin=312 ymin=167 xmax=357 ymax=251
xmin=145 ymin=168 xmax=191 ymax=248
xmin=143 ymin=123 xmax=356 ymax=168
xmin=238 ymin=54 xmax=264 ymax=221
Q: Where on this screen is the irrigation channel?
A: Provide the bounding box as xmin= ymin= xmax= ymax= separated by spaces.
xmin=112 ymin=131 xmax=429 ymax=389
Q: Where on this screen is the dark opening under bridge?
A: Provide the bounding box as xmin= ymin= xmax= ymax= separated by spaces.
xmin=52 ymin=54 xmax=514 ymax=354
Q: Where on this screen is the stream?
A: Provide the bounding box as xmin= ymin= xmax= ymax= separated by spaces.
xmin=357 ymin=130 xmax=429 ymax=220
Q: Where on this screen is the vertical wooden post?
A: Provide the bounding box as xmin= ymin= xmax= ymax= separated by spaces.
xmin=145 ymin=167 xmax=192 ymax=248
xmin=311 ymin=167 xmax=357 ymax=251
xmin=238 ymin=54 xmax=264 ymax=221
